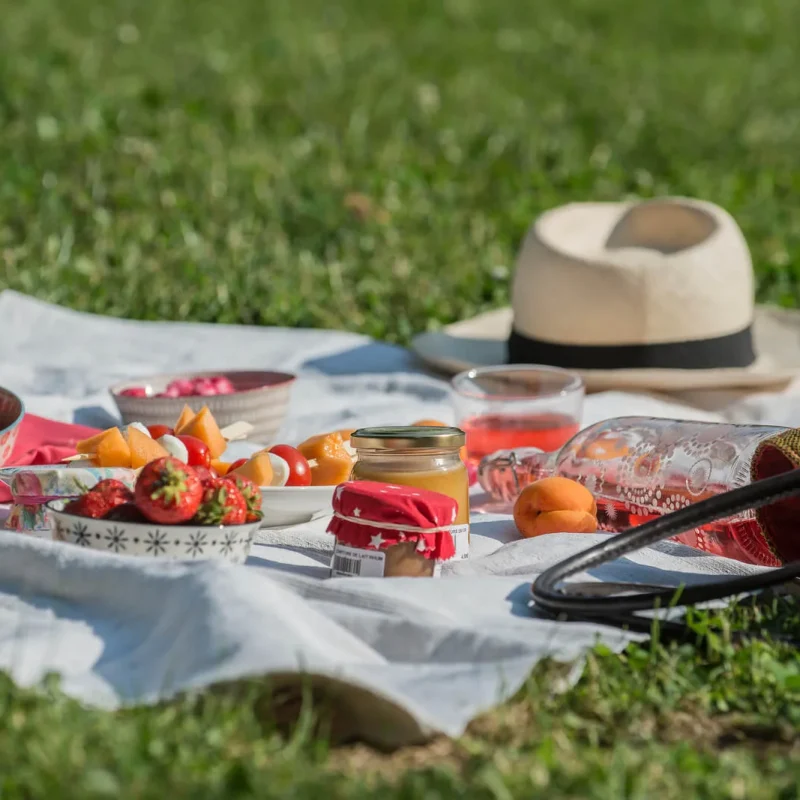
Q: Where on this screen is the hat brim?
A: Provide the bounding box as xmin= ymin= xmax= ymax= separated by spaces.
xmin=411 ymin=305 xmax=800 ymax=391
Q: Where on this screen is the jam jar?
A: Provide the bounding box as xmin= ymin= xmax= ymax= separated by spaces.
xmin=349 ymin=426 xmax=470 ymax=555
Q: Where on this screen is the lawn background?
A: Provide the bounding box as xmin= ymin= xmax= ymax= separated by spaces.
xmin=1 ymin=0 xmax=800 ymax=796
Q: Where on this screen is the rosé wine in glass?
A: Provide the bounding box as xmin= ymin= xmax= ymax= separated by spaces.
xmin=459 ymin=412 xmax=581 ymax=466
xmin=451 ymin=365 xmax=584 ymax=469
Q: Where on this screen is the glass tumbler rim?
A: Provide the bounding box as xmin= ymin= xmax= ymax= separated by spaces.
xmin=451 ymin=364 xmax=584 ymax=402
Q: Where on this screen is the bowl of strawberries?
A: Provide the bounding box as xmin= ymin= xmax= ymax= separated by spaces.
xmin=47 ymin=457 xmax=263 ymax=563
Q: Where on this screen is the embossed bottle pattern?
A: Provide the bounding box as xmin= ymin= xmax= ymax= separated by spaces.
xmin=478 ymin=416 xmax=787 ymax=566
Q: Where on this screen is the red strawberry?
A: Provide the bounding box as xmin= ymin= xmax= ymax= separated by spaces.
xmin=225 ymin=474 xmax=263 ymax=523
xmin=104 ymin=503 xmax=148 ymax=523
xmin=194 ymin=477 xmax=247 ymax=526
xmin=64 ymin=493 xmax=112 ymax=519
xmin=134 ymin=457 xmax=202 ymax=524
xmin=92 ymin=479 xmax=134 ymax=504
xmin=192 ymin=465 xmax=218 ymax=482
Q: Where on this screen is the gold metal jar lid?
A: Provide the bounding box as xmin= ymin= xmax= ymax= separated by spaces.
xmin=350 ymin=425 xmax=466 ymax=450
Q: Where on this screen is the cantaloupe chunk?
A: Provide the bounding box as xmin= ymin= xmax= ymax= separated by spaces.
xmin=179 ymin=406 xmax=227 ymax=458
xmin=297 ymin=432 xmax=346 ymax=462
xmin=310 ymin=456 xmax=353 ymax=486
xmin=127 ymin=427 xmax=170 ymax=469
xmin=77 ymin=428 xmax=119 ymax=455
xmin=210 ymin=459 xmax=231 ymax=476
xmin=230 ymin=453 xmax=273 ymax=487
xmin=95 ymin=427 xmax=132 ymax=468
xmin=174 ymin=404 xmax=196 ymax=434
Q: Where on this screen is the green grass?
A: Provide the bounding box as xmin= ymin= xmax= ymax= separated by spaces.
xmin=2 ymin=0 xmax=800 ymax=342
xmin=2 ymin=0 xmax=800 ymax=795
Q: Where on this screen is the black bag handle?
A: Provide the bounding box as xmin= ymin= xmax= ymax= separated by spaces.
xmin=531 ymin=467 xmax=800 ymax=627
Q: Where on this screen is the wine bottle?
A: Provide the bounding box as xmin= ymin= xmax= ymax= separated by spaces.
xmin=478 ymin=416 xmax=800 ymax=566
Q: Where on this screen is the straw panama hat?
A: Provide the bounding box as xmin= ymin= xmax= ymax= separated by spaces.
xmin=412 ymin=197 xmax=800 ymax=392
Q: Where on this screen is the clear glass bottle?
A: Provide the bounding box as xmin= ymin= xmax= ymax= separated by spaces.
xmin=478 ymin=416 xmax=796 ymax=566
xmin=350 ymin=426 xmax=470 ymax=555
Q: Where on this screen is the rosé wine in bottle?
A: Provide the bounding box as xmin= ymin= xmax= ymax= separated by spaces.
xmin=478 ymin=416 xmax=800 ymax=567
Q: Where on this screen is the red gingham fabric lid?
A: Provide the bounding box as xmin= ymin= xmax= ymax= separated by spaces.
xmin=327 ymin=480 xmax=459 ymax=560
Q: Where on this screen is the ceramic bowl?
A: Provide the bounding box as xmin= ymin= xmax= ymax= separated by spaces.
xmin=259 ymin=485 xmax=336 ymax=527
xmin=47 ymin=499 xmax=261 ymax=563
xmin=110 ymin=370 xmax=295 ymax=443
xmin=0 ymin=386 xmax=25 ymax=468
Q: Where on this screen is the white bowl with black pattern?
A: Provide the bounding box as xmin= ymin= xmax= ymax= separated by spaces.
xmin=46 ymin=500 xmax=260 ymax=563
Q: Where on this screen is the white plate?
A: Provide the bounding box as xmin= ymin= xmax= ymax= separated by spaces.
xmin=221 ymin=441 xmax=337 ymax=527
xmin=258 ymin=484 xmax=336 ymax=528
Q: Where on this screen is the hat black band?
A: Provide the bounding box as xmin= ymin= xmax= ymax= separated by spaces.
xmin=507 ymin=325 xmax=756 ymax=371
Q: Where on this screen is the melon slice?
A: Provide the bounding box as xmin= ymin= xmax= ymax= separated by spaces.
xmin=179 ymin=406 xmax=227 ymax=458
xmin=77 ymin=428 xmax=119 ymax=455
xmin=127 ymin=427 xmax=170 ymax=469
xmin=335 ymin=428 xmax=357 ymax=443
xmin=95 ymin=427 xmax=132 ymax=468
xmin=297 ymin=432 xmax=346 ymax=462
xmin=230 ymin=453 xmax=273 ymax=487
xmin=210 ymin=459 xmax=231 ymax=476
xmin=174 ymin=404 xmax=196 ymax=434
xmin=310 ymin=456 xmax=352 ymax=486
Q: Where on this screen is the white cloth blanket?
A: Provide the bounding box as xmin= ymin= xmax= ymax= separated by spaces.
xmin=0 ymin=291 xmax=797 ymax=747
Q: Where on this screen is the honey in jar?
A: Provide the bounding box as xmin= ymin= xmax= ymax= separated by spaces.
xmin=349 ymin=426 xmax=470 ymax=559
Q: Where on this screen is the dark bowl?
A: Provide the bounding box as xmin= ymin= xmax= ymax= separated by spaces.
xmin=0 ymin=386 xmax=25 ymax=467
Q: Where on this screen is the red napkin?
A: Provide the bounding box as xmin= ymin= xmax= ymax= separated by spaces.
xmin=0 ymin=414 xmax=101 ymax=503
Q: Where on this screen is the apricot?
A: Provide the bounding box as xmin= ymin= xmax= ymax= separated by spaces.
xmin=513 ymin=476 xmax=598 ymax=539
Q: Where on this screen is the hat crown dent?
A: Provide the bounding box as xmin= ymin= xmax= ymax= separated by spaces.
xmin=511 ymin=197 xmax=755 ymax=347
xmin=605 ymin=199 xmax=719 ymax=255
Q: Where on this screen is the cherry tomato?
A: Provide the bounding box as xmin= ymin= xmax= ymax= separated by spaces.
xmin=228 ymin=458 xmax=249 ymax=474
xmin=176 ymin=434 xmax=211 ymax=468
xmin=268 ymin=444 xmax=312 ymax=487
xmin=147 ymin=424 xmax=173 ymax=439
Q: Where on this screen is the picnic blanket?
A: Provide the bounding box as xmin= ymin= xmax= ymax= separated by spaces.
xmin=0 ymin=290 xmax=798 ymax=748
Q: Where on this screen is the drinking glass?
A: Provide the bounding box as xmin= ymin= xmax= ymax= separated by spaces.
xmin=451 ymin=365 xmax=585 ymax=467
